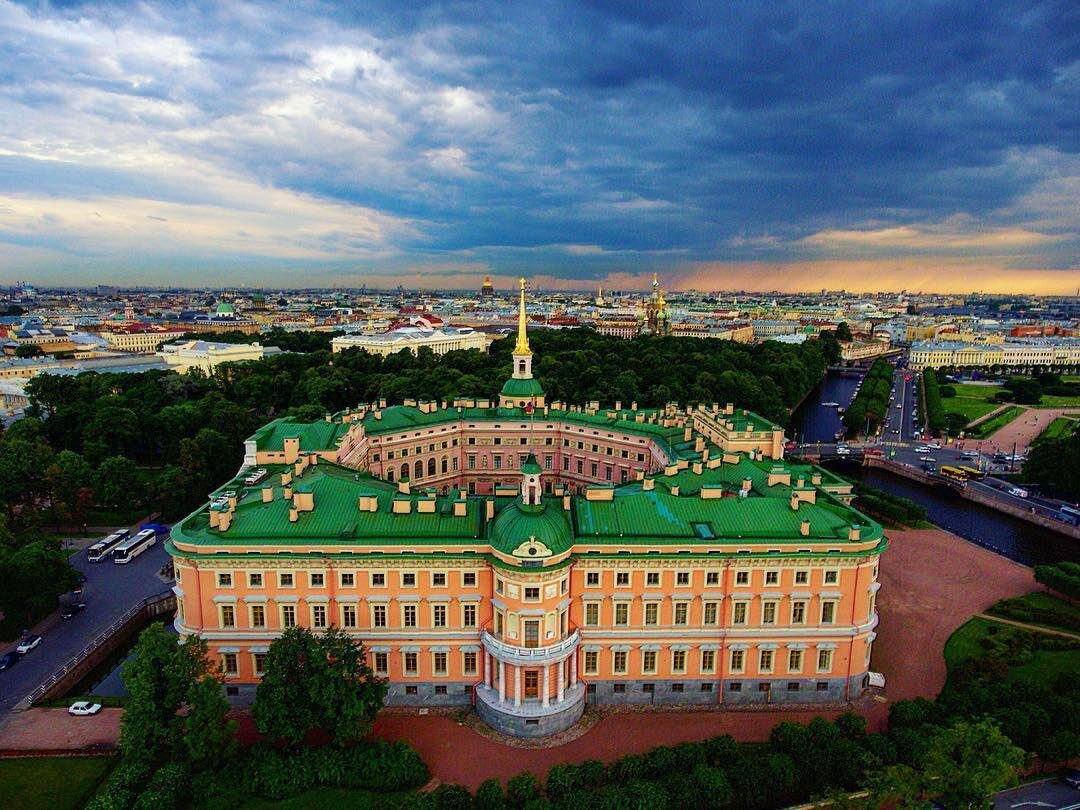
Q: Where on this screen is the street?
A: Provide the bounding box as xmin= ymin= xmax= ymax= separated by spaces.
xmin=0 ymin=537 xmax=172 ymax=717
xmin=993 ymin=776 xmax=1080 ymax=810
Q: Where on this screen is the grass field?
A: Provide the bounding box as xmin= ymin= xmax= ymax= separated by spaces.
xmin=944 ymin=617 xmax=1080 ymax=685
xmin=0 ymin=756 xmax=116 ymax=810
xmin=1035 ymin=416 xmax=1079 ymax=443
xmin=966 ymin=405 xmax=1024 ymax=439
xmin=1035 ymin=394 xmax=1080 ymax=408
xmin=941 ymin=383 xmax=1004 ymax=424
xmin=985 ymin=592 xmax=1080 ymax=635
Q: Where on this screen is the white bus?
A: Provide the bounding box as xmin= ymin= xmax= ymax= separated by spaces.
xmin=113 ymin=529 xmax=157 ymax=565
xmin=87 ymin=529 xmax=130 ymax=563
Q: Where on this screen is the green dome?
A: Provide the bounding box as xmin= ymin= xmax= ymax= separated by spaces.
xmin=500 ymin=377 xmax=545 ymax=399
xmin=489 ymin=500 xmax=573 ymax=557
xmin=216 ymin=302 xmax=235 ymax=315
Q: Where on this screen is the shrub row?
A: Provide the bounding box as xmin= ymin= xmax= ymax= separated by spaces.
xmin=843 ymin=358 xmax=894 ymax=436
xmin=1034 ymin=561 xmax=1080 ymax=602
xmin=854 ymin=483 xmax=928 ymax=525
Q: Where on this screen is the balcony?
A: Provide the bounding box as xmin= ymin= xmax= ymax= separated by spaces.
xmin=481 ymin=627 xmax=580 ymax=665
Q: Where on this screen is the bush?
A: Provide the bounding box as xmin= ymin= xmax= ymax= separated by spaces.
xmin=506 ymin=772 xmax=541 ymax=808
xmin=432 ymin=784 xmax=473 ymax=810
xmin=474 ymin=777 xmax=506 ymax=810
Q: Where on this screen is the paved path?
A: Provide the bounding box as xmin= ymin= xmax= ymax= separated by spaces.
xmin=976 ymin=612 xmax=1080 ymax=639
xmin=974 ymin=407 xmax=1080 ymax=455
xmin=0 ymin=708 xmax=121 ymax=751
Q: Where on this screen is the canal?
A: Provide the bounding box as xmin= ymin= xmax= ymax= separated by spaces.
xmin=792 ymin=371 xmax=1080 ymax=567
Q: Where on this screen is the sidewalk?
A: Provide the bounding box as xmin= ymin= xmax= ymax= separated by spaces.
xmin=976 ymin=613 xmax=1080 ymax=640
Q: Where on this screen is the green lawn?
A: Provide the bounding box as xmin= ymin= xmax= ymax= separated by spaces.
xmin=985 ymin=592 xmax=1080 ymax=635
xmin=1035 ymin=394 xmax=1080 ymax=408
xmin=965 ymin=405 xmax=1024 ymax=439
xmin=945 ymin=616 xmax=1080 ymax=687
xmin=0 ymin=756 xmax=116 ymax=810
xmin=941 ymin=383 xmax=1005 ymax=425
xmin=241 ymin=789 xmax=406 ymax=809
xmin=1035 ymin=417 xmax=1079 ymax=443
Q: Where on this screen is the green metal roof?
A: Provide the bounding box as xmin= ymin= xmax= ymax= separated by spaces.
xmin=488 ymin=499 xmax=574 ymax=554
xmin=500 ymin=377 xmax=546 ymax=398
xmin=248 ymin=418 xmax=350 ymax=452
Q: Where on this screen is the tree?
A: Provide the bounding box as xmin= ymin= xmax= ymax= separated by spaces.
xmin=119 ymin=624 xmax=235 ymax=770
xmin=834 ymin=322 xmax=853 ymax=342
xmin=95 ymin=455 xmax=141 ymax=512
xmin=253 ymin=626 xmax=387 ymax=746
xmin=877 ymin=721 xmax=1024 ymax=810
xmin=14 ymin=344 xmax=40 ymax=358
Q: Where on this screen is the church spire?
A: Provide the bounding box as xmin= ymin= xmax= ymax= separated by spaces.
xmin=514 ymin=277 xmax=531 ymax=355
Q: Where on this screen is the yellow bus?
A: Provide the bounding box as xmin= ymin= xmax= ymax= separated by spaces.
xmin=939 ymin=466 xmax=968 ymax=483
xmin=957 ymin=465 xmax=985 ymax=480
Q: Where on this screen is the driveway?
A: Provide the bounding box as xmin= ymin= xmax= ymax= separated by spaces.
xmin=993 ymin=776 xmax=1080 ymax=810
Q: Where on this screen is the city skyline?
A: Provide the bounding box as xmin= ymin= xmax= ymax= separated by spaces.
xmin=0 ymin=1 xmax=1077 ymax=294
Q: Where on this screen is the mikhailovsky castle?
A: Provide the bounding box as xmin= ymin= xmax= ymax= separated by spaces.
xmin=168 ymin=281 xmax=885 ymax=737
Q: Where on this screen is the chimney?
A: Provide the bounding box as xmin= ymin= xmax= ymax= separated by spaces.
xmin=692 ymin=462 xmax=703 ymax=475
xmin=288 ymin=508 xmax=298 ymax=522
xmin=812 ymin=473 xmax=822 ymax=486
xmin=261 ymin=486 xmax=273 ymax=503
xmin=486 ymin=499 xmax=495 ymax=520
xmin=614 ymin=400 xmax=622 ymax=411
xmin=374 ymin=410 xmax=382 ymax=420
xmin=398 ymin=479 xmax=411 ymax=495
xmin=280 ymin=471 xmax=292 ymax=486
xmin=683 ymin=427 xmax=693 ymax=441
xmin=848 ymin=525 xmax=861 ymax=541
xmin=563 ymin=494 xmax=571 ymax=510
xmin=790 ymin=493 xmax=800 ymax=511
xmin=694 ymin=437 xmax=705 ymax=452
xmin=636 ymin=469 xmax=645 ymax=481
xmin=800 ymin=519 xmax=811 ymax=536
xmin=282 ymin=486 xmax=292 ymax=500
xmin=208 ymin=507 xmax=221 ymax=528
xmin=741 ymin=477 xmax=752 ymax=493
xmin=218 ymin=512 xmax=232 ymax=531
xmin=643 ymin=477 xmax=655 ymax=491
xmin=631 ymin=401 xmax=638 ymax=411
xmin=671 ymin=485 xmax=680 ymax=496
xmin=293 ymin=488 xmax=314 ymax=512
xmin=453 ymin=500 xmax=467 ymax=517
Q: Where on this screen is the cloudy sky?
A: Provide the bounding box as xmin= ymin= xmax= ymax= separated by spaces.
xmin=0 ymin=0 xmax=1077 ymax=293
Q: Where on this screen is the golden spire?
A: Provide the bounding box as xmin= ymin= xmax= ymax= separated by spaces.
xmin=514 ymin=277 xmax=531 ymax=355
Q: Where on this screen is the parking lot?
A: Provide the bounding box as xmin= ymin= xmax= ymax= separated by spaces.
xmin=993 ymin=776 xmax=1080 ymax=810
xmin=0 ymin=536 xmax=172 ymax=717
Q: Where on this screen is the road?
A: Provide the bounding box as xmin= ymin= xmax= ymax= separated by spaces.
xmin=796 ymin=362 xmax=1077 ymax=527
xmin=0 ymin=536 xmax=172 ymax=717
xmin=993 ymin=776 xmax=1080 ymax=810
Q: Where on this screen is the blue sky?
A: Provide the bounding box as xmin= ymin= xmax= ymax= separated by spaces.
xmin=0 ymin=0 xmax=1077 ymax=292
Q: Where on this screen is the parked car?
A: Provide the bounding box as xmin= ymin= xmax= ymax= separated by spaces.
xmin=835 ymin=445 xmax=851 ymax=455
xmin=68 ymin=701 xmax=103 ymax=716
xmin=928 ymin=442 xmax=941 ymax=449
xmin=61 ymin=602 xmax=87 ymax=619
xmin=16 ymin=635 xmax=42 ymax=654
xmin=0 ymin=652 xmax=19 ymax=671
xmin=1064 ymin=768 xmax=1080 ymax=789
xmin=914 ymin=446 xmax=931 ymax=454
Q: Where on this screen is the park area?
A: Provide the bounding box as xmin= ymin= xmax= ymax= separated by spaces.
xmin=0 ymin=755 xmax=115 ymax=810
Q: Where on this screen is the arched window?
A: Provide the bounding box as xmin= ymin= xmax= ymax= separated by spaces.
xmin=414 ymin=460 xmax=423 ymax=480
xmin=400 ymin=463 xmax=409 ymax=481
xmin=386 ymin=467 xmax=394 ymax=482
xmin=441 ymin=457 xmax=448 ymax=474
xmin=518 ymin=360 xmax=526 ymax=374
xmin=427 ymin=457 xmax=436 ymax=477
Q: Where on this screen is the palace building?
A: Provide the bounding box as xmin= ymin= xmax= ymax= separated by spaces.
xmin=168 ymin=280 xmax=885 ymax=737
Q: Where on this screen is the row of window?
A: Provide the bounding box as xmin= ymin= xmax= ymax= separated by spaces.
xmin=216 ymin=570 xmax=478 ymax=589
xmin=582 ymin=568 xmax=845 ymax=587
xmin=581 ymin=598 xmax=838 ymax=627
xmin=218 ymin=602 xmax=479 ymax=630
xmin=583 ymin=647 xmax=834 ymax=676
xmin=220 ymin=649 xmax=479 ymax=678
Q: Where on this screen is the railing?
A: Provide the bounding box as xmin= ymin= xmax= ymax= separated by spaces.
xmin=18 ymin=590 xmax=176 ymax=709
xmin=481 ymin=627 xmax=580 ymax=661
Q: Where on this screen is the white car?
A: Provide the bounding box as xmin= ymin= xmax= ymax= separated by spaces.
xmin=835 ymin=446 xmax=851 ymax=455
xmin=68 ymin=701 xmax=102 ymax=716
xmin=1009 ymin=487 xmax=1029 ymax=499
xmin=914 ymin=446 xmax=931 ymax=454
xmin=928 ymin=442 xmax=941 ymax=449
xmin=16 ymin=635 xmax=42 ymax=654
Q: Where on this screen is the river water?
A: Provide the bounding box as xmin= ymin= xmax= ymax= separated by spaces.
xmin=791 ymin=372 xmax=1080 ymax=567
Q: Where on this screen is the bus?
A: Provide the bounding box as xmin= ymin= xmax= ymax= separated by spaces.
xmin=87 ymin=529 xmax=130 ymax=563
xmin=113 ymin=529 xmax=157 ymax=565
xmin=1059 ymin=505 xmax=1080 ymax=527
xmin=957 ymin=465 xmax=985 ymax=480
xmin=939 ymin=466 xmax=968 ymax=483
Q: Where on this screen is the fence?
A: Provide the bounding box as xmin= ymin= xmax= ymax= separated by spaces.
xmin=18 ymin=590 xmax=176 ymax=710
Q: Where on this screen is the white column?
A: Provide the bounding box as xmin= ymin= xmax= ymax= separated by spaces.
xmin=542 ymin=663 xmax=550 ymax=707
xmin=514 ymin=665 xmax=522 ymax=707
xmin=484 ymin=651 xmax=491 ymax=688
xmin=557 ymin=659 xmax=565 ymax=703
xmin=498 ymin=659 xmax=506 ymax=703
xmin=570 ymin=651 xmax=578 ymax=686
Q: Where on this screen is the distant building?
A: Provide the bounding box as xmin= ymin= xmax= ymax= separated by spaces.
xmin=100 ymin=326 xmax=190 ymax=352
xmin=331 ymin=321 xmax=488 ymax=356
xmin=909 ymin=338 xmax=1080 ymax=370
xmin=158 ymin=340 xmax=283 ymax=373
xmin=480 ymin=275 xmax=495 ymax=299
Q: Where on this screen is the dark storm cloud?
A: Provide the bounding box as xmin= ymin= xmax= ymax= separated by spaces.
xmin=0 ymin=0 xmax=1076 ymax=286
